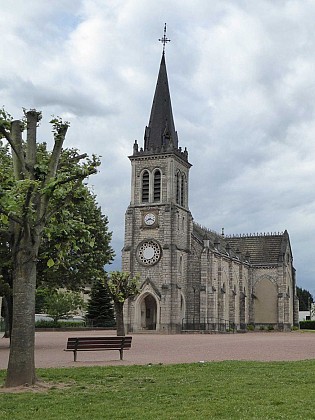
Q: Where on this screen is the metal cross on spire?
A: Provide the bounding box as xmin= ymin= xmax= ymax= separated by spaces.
xmin=159 ymin=23 xmax=170 ymax=54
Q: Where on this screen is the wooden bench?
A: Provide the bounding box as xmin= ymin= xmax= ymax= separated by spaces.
xmin=64 ymin=336 xmax=132 ymax=361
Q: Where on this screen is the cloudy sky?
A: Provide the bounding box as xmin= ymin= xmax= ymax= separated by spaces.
xmin=1 ymin=0 xmax=315 ymax=294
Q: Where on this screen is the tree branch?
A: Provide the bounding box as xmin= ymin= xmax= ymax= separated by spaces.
xmin=47 ymin=168 xmax=98 ymax=192
xmin=47 ymin=124 xmax=69 ymax=181
xmin=22 ymin=184 xmax=35 ymax=222
xmin=11 ymin=120 xmax=26 ymax=180
xmin=0 ymin=124 xmax=25 ymax=174
xmin=0 ymin=206 xmax=23 ymax=226
xmin=26 ymin=110 xmax=41 ymax=179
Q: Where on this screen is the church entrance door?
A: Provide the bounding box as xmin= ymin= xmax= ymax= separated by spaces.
xmin=141 ymin=294 xmax=157 ymax=330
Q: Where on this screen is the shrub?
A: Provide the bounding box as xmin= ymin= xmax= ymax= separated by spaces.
xmin=259 ymin=325 xmax=265 ymax=331
xmin=300 ymin=320 xmax=315 ymax=330
xmin=86 ymin=318 xmax=116 ymax=328
xmin=35 ymin=320 xmax=60 ymax=328
xmin=58 ymin=321 xmax=86 ymax=328
xmin=35 ymin=320 xmax=86 ymax=328
xmin=247 ymin=324 xmax=255 ymax=331
xmin=267 ymin=324 xmax=274 ymax=331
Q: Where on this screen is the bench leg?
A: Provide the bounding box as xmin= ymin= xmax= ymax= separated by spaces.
xmin=120 ymin=349 xmax=123 ymax=360
xmin=73 ymin=350 xmax=77 ymax=362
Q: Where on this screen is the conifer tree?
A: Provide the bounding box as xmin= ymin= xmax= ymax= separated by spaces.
xmin=86 ymin=278 xmax=115 ymax=327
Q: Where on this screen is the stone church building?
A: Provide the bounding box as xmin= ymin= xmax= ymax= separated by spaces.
xmin=122 ymin=48 xmax=299 ymax=333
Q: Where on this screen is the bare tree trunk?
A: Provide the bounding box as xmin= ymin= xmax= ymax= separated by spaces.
xmin=114 ymin=301 xmax=125 ymax=336
xmin=5 ymin=236 xmax=38 ymax=387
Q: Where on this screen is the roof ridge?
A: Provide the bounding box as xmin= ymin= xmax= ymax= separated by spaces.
xmin=226 ymin=232 xmax=284 ymax=238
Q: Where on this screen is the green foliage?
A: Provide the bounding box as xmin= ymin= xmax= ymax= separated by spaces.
xmin=86 ymin=278 xmax=115 ymax=327
xmin=43 ymin=290 xmax=84 ymax=323
xmin=296 ymin=286 xmax=314 ymax=311
xmin=247 ymin=324 xmax=255 ymax=331
xmin=107 ymin=271 xmax=140 ymax=303
xmin=0 ymin=141 xmax=114 ymax=294
xmin=106 ymin=271 xmax=140 ymax=335
xmin=35 ymin=320 xmax=60 ymax=328
xmin=35 ymin=320 xmax=86 ymax=328
xmin=1 ymin=361 xmax=315 ymax=418
xmin=37 ymin=184 xmax=114 ymax=290
xmin=300 ymin=320 xmax=315 ymax=330
xmin=58 ymin=320 xmax=86 ymax=328
xmin=35 ymin=288 xmax=50 ymax=313
xmin=0 ymin=107 xmax=12 ymax=135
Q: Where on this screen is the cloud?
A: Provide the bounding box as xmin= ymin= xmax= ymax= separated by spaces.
xmin=1 ymin=0 xmax=315 ymax=293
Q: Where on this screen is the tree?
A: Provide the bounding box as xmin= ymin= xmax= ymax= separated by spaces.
xmin=86 ymin=278 xmax=115 ymax=327
xmin=0 ymin=109 xmax=100 ymax=387
xmin=44 ymin=290 xmax=84 ymax=324
xmin=296 ymin=287 xmax=314 ymax=311
xmin=1 ymin=157 xmax=114 ymax=335
xmin=106 ymin=271 xmax=140 ymax=336
xmin=0 ymin=139 xmax=14 ymax=337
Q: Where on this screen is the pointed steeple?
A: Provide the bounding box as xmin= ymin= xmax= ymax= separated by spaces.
xmin=132 ymin=25 xmax=189 ymax=163
xmin=144 ymin=52 xmax=178 ymax=152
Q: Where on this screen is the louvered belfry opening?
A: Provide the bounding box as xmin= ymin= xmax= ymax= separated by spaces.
xmin=142 ymin=170 xmax=149 ymax=202
xmin=153 ymin=169 xmax=161 ymax=202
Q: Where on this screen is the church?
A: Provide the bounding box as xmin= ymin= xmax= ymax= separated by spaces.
xmin=122 ymin=33 xmax=299 ymax=333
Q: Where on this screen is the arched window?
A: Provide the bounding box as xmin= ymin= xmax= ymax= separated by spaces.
xmin=181 ymin=174 xmax=185 ymax=206
xmin=153 ymin=169 xmax=161 ymax=202
xmin=142 ymin=170 xmax=149 ymax=202
xmin=176 ymin=171 xmax=181 ymax=204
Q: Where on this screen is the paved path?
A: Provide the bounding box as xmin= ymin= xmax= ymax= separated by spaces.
xmin=0 ymin=331 xmax=314 ymax=369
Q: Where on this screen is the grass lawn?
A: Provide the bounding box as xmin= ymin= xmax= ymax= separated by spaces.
xmin=1 ymin=360 xmax=315 ymax=419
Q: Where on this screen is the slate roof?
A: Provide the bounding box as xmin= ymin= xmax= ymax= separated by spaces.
xmin=227 ymin=231 xmax=290 ymax=265
xmin=193 ymin=223 xmax=290 ymax=265
xmin=144 ymin=53 xmax=178 ymax=152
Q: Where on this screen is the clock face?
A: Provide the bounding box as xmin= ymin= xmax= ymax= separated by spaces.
xmin=144 ymin=213 xmax=156 ymax=226
xmin=137 ymin=240 xmax=161 ymax=266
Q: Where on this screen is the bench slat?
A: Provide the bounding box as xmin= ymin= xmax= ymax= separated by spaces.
xmin=67 ymin=344 xmax=132 ymax=350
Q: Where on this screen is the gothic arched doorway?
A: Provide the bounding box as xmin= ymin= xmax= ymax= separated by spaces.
xmin=140 ymin=294 xmax=157 ymax=330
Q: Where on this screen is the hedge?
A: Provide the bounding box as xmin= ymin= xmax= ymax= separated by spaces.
xmin=299 ymin=320 xmax=315 ymax=330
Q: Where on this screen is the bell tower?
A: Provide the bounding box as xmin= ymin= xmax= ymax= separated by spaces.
xmin=122 ymin=25 xmax=192 ymax=333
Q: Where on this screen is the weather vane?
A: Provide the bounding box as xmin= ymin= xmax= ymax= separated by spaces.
xmin=159 ymin=23 xmax=170 ymax=53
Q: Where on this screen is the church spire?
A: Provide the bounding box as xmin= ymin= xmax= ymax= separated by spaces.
xmin=144 ymin=24 xmax=178 ymax=153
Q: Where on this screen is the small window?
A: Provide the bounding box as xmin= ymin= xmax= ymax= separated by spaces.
xmin=142 ymin=170 xmax=149 ymax=202
xmin=179 ymin=255 xmax=183 ymax=275
xmin=153 ymin=169 xmax=161 ymax=202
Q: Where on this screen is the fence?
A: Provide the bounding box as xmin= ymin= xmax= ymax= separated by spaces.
xmin=182 ymin=317 xmax=236 ymax=333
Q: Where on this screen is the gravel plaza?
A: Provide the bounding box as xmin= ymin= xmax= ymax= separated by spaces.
xmin=1 ymin=330 xmax=315 ymax=370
